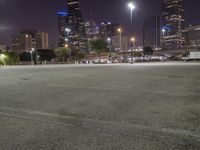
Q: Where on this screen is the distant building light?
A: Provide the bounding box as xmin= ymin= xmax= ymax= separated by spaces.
xmin=58 ymin=12 xmax=68 ymax=16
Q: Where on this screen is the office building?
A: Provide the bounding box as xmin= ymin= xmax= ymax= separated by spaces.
xmin=12 ymin=31 xmax=49 ymax=54
xmin=35 ymin=32 xmax=49 ymax=49
xmin=110 ymin=36 xmax=128 ymax=52
xmin=184 ymin=25 xmax=200 ymax=49
xmin=99 ymin=22 xmax=120 ymax=39
xmin=85 ymin=20 xmax=99 ymax=40
xmin=143 ymin=16 xmax=161 ymax=49
xmin=12 ymin=34 xmax=32 ymax=54
xmin=162 ymin=0 xmax=185 ymax=49
xmin=66 ymin=0 xmax=87 ymax=54
xmin=58 ymin=12 xmax=68 ymax=47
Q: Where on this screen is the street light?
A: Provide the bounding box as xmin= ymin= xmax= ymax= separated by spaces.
xmin=0 ymin=54 xmax=6 ymax=67
xmin=107 ymin=38 xmax=111 ymax=58
xmin=162 ymin=29 xmax=166 ymax=37
xmin=65 ymin=28 xmax=71 ymax=37
xmin=128 ymin=1 xmax=136 ymax=25
xmin=118 ymin=28 xmax=123 ymax=62
xmin=30 ymin=48 xmax=35 ymax=65
xmin=131 ymin=37 xmax=135 ymax=64
xmin=65 ymin=44 xmax=69 ymax=48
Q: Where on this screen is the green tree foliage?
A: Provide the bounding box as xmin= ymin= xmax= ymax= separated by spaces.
xmin=37 ymin=49 xmax=56 ymax=61
xmin=90 ymin=38 xmax=107 ymax=62
xmin=1 ymin=52 xmax=18 ymax=65
xmin=143 ymin=47 xmax=154 ymax=56
xmin=56 ymin=47 xmax=71 ymax=63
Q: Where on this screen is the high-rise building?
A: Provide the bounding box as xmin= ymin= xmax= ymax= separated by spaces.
xmin=12 ymin=34 xmax=33 ymax=53
xmin=110 ymin=36 xmax=128 ymax=52
xmin=35 ymin=32 xmax=49 ymax=50
xmin=99 ymin=22 xmax=120 ymax=39
xmin=66 ymin=0 xmax=87 ymax=54
xmin=84 ymin=20 xmax=99 ymax=52
xmin=143 ymin=16 xmax=161 ymax=49
xmin=183 ymin=25 xmax=200 ymax=49
xmin=20 ymin=30 xmax=38 ymax=49
xmin=162 ymin=0 xmax=185 ymax=49
xmin=85 ymin=20 xmax=99 ymax=40
xmin=12 ymin=36 xmax=21 ymax=54
xmin=58 ymin=12 xmax=68 ymax=47
xmin=12 ymin=31 xmax=49 ymax=54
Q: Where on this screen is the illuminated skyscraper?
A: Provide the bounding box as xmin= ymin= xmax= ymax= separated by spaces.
xmin=66 ymin=0 xmax=87 ymax=55
xmin=162 ymin=0 xmax=185 ymax=49
xmin=58 ymin=12 xmax=68 ymax=47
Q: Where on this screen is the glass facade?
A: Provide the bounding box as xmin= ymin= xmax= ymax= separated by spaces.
xmin=162 ymin=0 xmax=185 ymax=49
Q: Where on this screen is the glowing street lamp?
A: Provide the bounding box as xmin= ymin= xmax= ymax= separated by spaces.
xmin=65 ymin=44 xmax=69 ymax=48
xmin=128 ymin=1 xmax=136 ymax=25
xmin=118 ymin=28 xmax=124 ymax=62
xmin=130 ymin=37 xmax=135 ymax=64
xmin=65 ymin=28 xmax=71 ymax=37
xmin=30 ymin=51 xmax=34 ymax=65
xmin=107 ymin=38 xmax=112 ymax=57
xmin=162 ymin=29 xmax=166 ymax=36
xmin=0 ymin=54 xmax=6 ymax=66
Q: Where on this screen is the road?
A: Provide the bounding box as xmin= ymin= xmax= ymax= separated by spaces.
xmin=0 ymin=63 xmax=200 ymax=150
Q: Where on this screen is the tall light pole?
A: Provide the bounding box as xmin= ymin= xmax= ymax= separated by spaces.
xmin=128 ymin=1 xmax=136 ymax=27
xmin=162 ymin=29 xmax=166 ymax=62
xmin=118 ymin=28 xmax=123 ymax=62
xmin=128 ymin=1 xmax=136 ymax=64
xmin=131 ymin=37 xmax=135 ymax=64
xmin=30 ymin=48 xmax=35 ymax=65
xmin=65 ymin=28 xmax=71 ymax=36
xmin=30 ymin=51 xmax=33 ymax=65
xmin=107 ymin=38 xmax=111 ymax=58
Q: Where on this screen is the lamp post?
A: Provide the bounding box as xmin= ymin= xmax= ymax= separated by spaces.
xmin=128 ymin=1 xmax=136 ymax=27
xmin=30 ymin=48 xmax=35 ymax=65
xmin=131 ymin=37 xmax=135 ymax=64
xmin=118 ymin=28 xmax=123 ymax=62
xmin=65 ymin=28 xmax=71 ymax=35
xmin=107 ymin=38 xmax=111 ymax=59
xmin=0 ymin=54 xmax=6 ymax=67
xmin=162 ymin=29 xmax=166 ymax=38
xmin=30 ymin=51 xmax=33 ymax=65
xmin=128 ymin=1 xmax=136 ymax=64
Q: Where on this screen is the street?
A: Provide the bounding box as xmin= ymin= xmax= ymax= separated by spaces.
xmin=0 ymin=63 xmax=200 ymax=150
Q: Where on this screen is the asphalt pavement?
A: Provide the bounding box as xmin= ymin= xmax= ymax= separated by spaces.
xmin=0 ymin=63 xmax=200 ymax=150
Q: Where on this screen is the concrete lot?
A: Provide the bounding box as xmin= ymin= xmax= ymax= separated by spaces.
xmin=0 ymin=63 xmax=200 ymax=150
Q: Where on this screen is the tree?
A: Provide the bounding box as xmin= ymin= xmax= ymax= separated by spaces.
xmin=143 ymin=47 xmax=153 ymax=57
xmin=2 ymin=52 xmax=18 ymax=65
xmin=56 ymin=47 xmax=71 ymax=63
xmin=37 ymin=49 xmax=56 ymax=62
xmin=77 ymin=53 xmax=85 ymax=61
xmin=90 ymin=38 xmax=107 ymax=62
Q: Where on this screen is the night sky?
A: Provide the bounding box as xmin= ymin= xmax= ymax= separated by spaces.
xmin=0 ymin=0 xmax=200 ymax=47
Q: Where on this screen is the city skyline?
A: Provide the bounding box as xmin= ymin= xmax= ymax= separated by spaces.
xmin=0 ymin=0 xmax=200 ymax=47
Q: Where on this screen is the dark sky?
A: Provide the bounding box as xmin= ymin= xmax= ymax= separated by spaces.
xmin=0 ymin=0 xmax=200 ymax=47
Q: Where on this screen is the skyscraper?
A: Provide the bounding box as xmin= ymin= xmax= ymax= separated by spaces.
xmin=143 ymin=16 xmax=160 ymax=49
xmin=66 ymin=0 xmax=87 ymax=54
xmin=35 ymin=32 xmax=49 ymax=50
xmin=162 ymin=0 xmax=185 ymax=49
xmin=99 ymin=22 xmax=120 ymax=39
xmin=12 ymin=34 xmax=32 ymax=54
xmin=58 ymin=12 xmax=68 ymax=47
xmin=12 ymin=31 xmax=49 ymax=54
